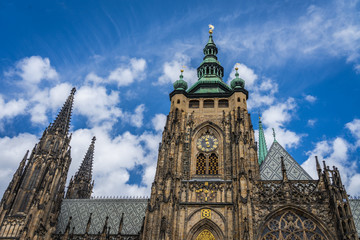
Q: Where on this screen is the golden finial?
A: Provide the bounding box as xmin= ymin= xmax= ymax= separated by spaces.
xmin=208 ymin=24 xmax=214 ymax=34
xmin=181 ymin=65 xmax=186 ymax=73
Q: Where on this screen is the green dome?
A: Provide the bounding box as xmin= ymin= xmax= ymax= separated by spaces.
xmin=173 ymin=72 xmax=188 ymax=90
xmin=230 ymin=71 xmax=245 ymax=89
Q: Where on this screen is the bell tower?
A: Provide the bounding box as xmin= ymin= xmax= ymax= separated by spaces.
xmin=142 ymin=28 xmax=259 ymax=240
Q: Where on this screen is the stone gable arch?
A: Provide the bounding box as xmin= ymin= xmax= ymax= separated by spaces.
xmin=257 ymin=206 xmax=335 ymax=240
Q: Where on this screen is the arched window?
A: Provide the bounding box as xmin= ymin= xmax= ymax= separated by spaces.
xmin=208 ymin=154 xmax=218 ymax=175
xmin=203 ymin=100 xmax=214 ymax=108
xmin=260 ymin=210 xmax=327 ymax=240
xmin=196 ymin=154 xmax=206 ymax=175
xmin=189 ymin=100 xmax=200 ymax=108
xmin=218 ymin=99 xmax=228 ymax=108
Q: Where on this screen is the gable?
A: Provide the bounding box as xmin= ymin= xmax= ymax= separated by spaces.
xmin=260 ymin=141 xmax=312 ymax=181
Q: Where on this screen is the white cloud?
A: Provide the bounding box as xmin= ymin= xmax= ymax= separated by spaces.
xmin=69 ymin=126 xmax=161 ymax=197
xmin=15 ymin=56 xmax=58 ymax=87
xmin=262 ymin=98 xmax=296 ymax=128
xmin=157 ymin=53 xmax=198 ymax=86
xmin=346 ymin=118 xmax=360 ymax=147
xmin=305 ymin=95 xmax=317 ymax=103
xmin=29 ymin=83 xmax=73 ymax=124
xmin=302 ymin=131 xmax=360 ymax=196
xmin=227 ymin=63 xmax=258 ymax=87
xmin=0 ymin=96 xmax=27 ymax=121
xmin=226 ymin=63 xmax=278 ymax=110
xmin=108 ymin=58 xmax=147 ymax=87
xmin=74 ymin=85 xmax=122 ymax=127
xmin=307 ymin=119 xmax=317 ymax=127
xmin=152 ymin=114 xmax=167 ymax=132
xmin=130 ymin=104 xmax=145 ymax=128
xmin=0 ymin=133 xmax=38 ymax=196
xmin=219 ymin=1 xmax=360 ymax=70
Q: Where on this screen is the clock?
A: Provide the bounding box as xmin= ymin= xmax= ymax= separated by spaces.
xmin=197 ymin=134 xmax=218 ymax=152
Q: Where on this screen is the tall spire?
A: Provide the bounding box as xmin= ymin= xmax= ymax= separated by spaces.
xmin=76 ymin=136 xmax=96 ymax=182
xmin=49 ymin=87 xmax=76 ymax=135
xmin=258 ymin=116 xmax=268 ymax=165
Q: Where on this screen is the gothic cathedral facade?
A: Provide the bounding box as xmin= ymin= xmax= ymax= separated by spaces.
xmin=0 ymin=30 xmax=359 ymax=240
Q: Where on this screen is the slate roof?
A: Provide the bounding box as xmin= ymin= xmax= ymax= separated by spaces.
xmin=56 ymin=198 xmax=148 ymax=235
xmin=260 ymin=141 xmax=313 ymax=181
xmin=350 ymin=199 xmax=360 ymax=236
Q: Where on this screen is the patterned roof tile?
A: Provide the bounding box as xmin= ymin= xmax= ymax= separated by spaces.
xmin=56 ymin=198 xmax=148 ymax=235
xmin=260 ymin=141 xmax=312 ymax=181
xmin=350 ymin=199 xmax=360 ymax=236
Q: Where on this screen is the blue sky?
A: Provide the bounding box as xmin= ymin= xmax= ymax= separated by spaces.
xmin=0 ymin=0 xmax=360 ymax=197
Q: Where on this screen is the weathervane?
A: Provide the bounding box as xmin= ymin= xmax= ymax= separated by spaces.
xmin=208 ymin=24 xmax=214 ymax=34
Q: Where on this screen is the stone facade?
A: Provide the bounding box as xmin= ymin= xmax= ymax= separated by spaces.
xmin=0 ymin=31 xmax=359 ymax=240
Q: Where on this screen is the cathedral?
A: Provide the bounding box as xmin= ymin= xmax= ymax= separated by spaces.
xmin=0 ymin=29 xmax=360 ymax=240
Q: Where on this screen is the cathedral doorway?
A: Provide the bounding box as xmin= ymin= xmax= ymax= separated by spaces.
xmin=187 ymin=218 xmax=224 ymax=240
xmin=195 ymin=229 xmax=216 ymax=240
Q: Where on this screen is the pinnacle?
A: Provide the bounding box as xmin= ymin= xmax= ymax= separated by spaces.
xmin=75 ymin=137 xmax=96 ymax=183
xmin=49 ymin=87 xmax=76 ymax=135
xmin=258 ymin=116 xmax=268 ymax=165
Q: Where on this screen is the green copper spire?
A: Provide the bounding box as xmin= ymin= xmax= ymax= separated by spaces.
xmin=196 ymin=28 xmax=224 ymax=81
xmin=258 ymin=116 xmax=268 ymax=165
xmin=186 ymin=26 xmax=233 ymax=94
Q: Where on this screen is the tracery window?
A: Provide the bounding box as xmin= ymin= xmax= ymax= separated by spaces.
xmin=260 ymin=210 xmax=327 ymax=240
xmin=196 ymin=153 xmax=218 ymax=175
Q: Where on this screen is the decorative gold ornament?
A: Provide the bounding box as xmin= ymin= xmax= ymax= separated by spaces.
xmin=208 ymin=24 xmax=214 ymax=34
xmin=201 ymin=209 xmax=212 ymax=219
xmin=196 ymin=229 xmax=215 ymax=240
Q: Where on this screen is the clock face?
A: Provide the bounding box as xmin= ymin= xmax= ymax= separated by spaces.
xmin=197 ymin=134 xmax=218 ymax=152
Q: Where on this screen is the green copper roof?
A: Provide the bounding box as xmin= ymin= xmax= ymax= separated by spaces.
xmin=230 ymin=68 xmax=245 ymax=89
xmin=173 ymin=71 xmax=188 ymax=90
xmin=258 ymin=117 xmax=268 ymax=165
